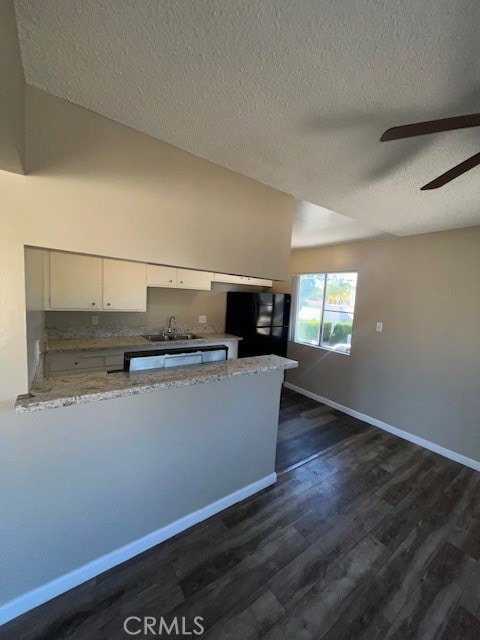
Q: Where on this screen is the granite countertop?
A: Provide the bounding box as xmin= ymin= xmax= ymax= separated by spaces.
xmin=15 ymin=355 xmax=298 ymax=413
xmin=46 ymin=333 xmax=242 ymax=353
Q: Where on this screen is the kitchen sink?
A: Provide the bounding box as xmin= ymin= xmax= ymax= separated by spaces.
xmin=142 ymin=333 xmax=200 ymax=342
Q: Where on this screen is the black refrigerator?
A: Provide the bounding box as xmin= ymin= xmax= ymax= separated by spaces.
xmin=225 ymin=292 xmax=291 ymax=358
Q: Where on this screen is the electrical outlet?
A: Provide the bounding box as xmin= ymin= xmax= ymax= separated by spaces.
xmin=198 ymin=315 xmax=207 ymax=324
xmin=376 ymin=322 xmax=383 ymax=332
xmin=92 ymin=315 xmax=99 ymax=326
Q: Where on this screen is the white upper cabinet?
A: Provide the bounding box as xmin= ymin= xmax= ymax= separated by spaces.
xmin=49 ymin=252 xmax=103 ymax=310
xmin=47 ymin=251 xmax=271 ymax=313
xmin=103 ymin=259 xmax=146 ymax=311
xmin=213 ymin=273 xmax=272 ymax=287
xmin=147 ymin=265 xmax=212 ymax=290
xmin=146 ymin=264 xmax=177 ymax=288
xmin=48 ymin=252 xmax=146 ymax=311
xmin=213 ymin=273 xmax=245 ymax=284
xmin=176 ymin=269 xmax=212 ymax=290
xmin=244 ymin=277 xmax=273 ymax=287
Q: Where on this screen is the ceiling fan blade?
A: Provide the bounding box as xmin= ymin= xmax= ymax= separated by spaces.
xmin=420 ymin=152 xmax=480 ymax=190
xmin=380 ymin=114 xmax=480 ymax=141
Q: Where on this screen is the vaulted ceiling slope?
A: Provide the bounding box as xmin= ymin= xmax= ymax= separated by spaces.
xmin=14 ymin=0 xmax=480 ymax=235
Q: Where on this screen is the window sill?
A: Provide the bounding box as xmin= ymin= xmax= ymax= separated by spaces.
xmin=290 ymin=340 xmax=351 ymax=356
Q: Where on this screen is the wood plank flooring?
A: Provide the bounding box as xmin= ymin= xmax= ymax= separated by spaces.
xmin=275 ymin=388 xmax=369 ymax=472
xmin=2 ymin=388 xmax=479 ymax=640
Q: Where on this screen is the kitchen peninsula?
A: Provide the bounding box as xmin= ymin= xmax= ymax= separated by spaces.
xmin=13 ymin=348 xmax=296 ymax=611
xmin=16 ymin=354 xmax=296 ymax=413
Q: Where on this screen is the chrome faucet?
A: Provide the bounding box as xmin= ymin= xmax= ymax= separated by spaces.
xmin=167 ymin=315 xmax=177 ymax=338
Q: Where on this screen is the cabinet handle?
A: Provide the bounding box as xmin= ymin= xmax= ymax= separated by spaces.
xmin=169 ymin=279 xmax=173 ymax=282
xmin=74 ymin=362 xmax=78 ymax=365
xmin=92 ymin=302 xmax=96 ymax=306
xmin=107 ymin=302 xmax=111 ymax=306
xmin=180 ymin=281 xmax=183 ymax=284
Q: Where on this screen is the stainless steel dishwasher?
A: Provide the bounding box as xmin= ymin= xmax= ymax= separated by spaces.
xmin=123 ymin=345 xmax=228 ymax=372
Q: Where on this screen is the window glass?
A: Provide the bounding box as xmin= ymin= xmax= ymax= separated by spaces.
xmin=294 ymin=274 xmax=325 ymax=345
xmin=293 ymin=272 xmax=357 ymax=355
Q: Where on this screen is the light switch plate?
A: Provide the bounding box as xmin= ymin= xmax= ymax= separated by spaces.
xmin=376 ymin=322 xmax=383 ymax=332
xmin=92 ymin=315 xmax=99 ymax=325
xmin=199 ymin=315 xmax=207 ymax=324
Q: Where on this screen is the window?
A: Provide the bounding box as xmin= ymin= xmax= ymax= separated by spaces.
xmin=293 ymin=272 xmax=358 ymax=355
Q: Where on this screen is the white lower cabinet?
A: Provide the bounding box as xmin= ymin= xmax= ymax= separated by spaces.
xmin=45 ymin=350 xmax=125 ymax=377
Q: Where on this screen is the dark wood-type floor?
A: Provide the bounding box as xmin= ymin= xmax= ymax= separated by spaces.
xmin=275 ymin=388 xmax=369 ymax=472
xmin=3 ymin=388 xmax=480 ymax=640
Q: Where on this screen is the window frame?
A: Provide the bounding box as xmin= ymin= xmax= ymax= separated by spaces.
xmin=291 ymin=270 xmax=358 ymax=356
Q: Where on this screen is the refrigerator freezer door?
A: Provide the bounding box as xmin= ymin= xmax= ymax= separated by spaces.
xmin=254 ymin=294 xmax=291 ymax=327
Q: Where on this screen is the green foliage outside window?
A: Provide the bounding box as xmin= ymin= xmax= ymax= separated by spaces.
xmin=297 ymin=319 xmax=351 ymax=344
xmin=322 ymin=321 xmax=332 ymax=342
xmin=297 ymin=319 xmax=320 ymax=342
xmin=330 ymin=322 xmax=353 ymax=344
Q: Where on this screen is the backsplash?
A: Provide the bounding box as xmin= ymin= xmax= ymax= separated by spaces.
xmin=45 ymin=282 xmax=262 ymax=339
xmin=46 ymin=322 xmax=224 ymax=339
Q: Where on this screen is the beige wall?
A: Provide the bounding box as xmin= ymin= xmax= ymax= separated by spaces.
xmin=0 ymin=0 xmax=25 ymax=173
xmin=25 ymin=87 xmax=293 ymax=280
xmin=282 ymin=227 xmax=480 ymax=463
xmin=0 ymin=85 xmax=293 ymax=403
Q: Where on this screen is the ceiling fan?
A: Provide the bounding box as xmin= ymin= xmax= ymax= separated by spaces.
xmin=380 ymin=114 xmax=480 ymax=190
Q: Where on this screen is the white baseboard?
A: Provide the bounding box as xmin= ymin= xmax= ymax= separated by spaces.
xmin=0 ymin=472 xmax=276 ymax=627
xmin=284 ymin=382 xmax=480 ymax=473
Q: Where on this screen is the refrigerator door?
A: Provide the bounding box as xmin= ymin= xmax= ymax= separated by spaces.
xmin=226 ymin=292 xmax=291 ymax=358
xmin=254 ymin=294 xmax=291 ymax=328
xmin=276 ymin=294 xmax=291 ymax=327
xmin=225 ymin=292 xmax=255 ymax=335
xmin=238 ymin=327 xmax=290 ymax=358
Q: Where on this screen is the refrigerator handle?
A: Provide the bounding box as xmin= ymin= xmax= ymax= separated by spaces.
xmin=284 ymin=294 xmax=291 ymax=326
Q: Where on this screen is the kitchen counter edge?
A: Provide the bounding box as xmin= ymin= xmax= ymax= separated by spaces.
xmin=45 ymin=333 xmax=242 ymax=353
xmin=15 ymin=355 xmax=298 ymax=413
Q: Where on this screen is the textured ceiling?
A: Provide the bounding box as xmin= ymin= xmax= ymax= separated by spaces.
xmin=14 ymin=0 xmax=480 ymax=236
xmin=292 ymin=200 xmax=386 ymax=248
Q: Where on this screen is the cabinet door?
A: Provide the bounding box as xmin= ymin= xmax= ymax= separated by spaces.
xmin=49 ymin=252 xmax=102 ymax=310
xmin=243 ymin=277 xmax=273 ymax=287
xmin=213 ymin=273 xmax=245 ymax=284
xmin=103 ymin=259 xmax=147 ymax=311
xmin=146 ymin=264 xmax=177 ymax=287
xmin=214 ymin=273 xmax=272 ymax=287
xmin=176 ymin=269 xmax=212 ymax=290
xmin=46 ymin=352 xmax=106 ymax=376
